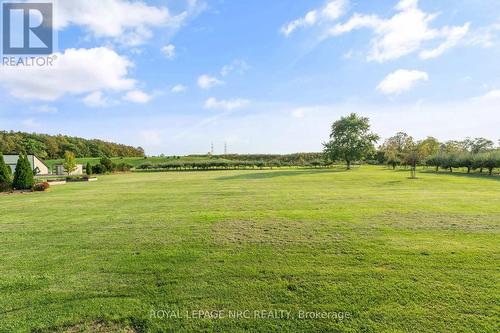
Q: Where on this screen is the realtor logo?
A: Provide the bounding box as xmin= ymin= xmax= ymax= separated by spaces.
xmin=2 ymin=2 xmax=53 ymax=54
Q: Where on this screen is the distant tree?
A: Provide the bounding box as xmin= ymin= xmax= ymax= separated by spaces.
xmin=100 ymin=157 xmax=114 ymax=172
xmin=426 ymin=154 xmax=443 ymax=172
xmin=63 ymin=151 xmax=77 ymax=175
xmin=464 ymin=137 xmax=495 ymax=154
xmin=483 ymin=152 xmax=500 ymax=175
xmin=0 ymin=152 xmax=12 ymax=191
xmin=442 ymin=140 xmax=468 ymax=154
xmin=323 ymin=113 xmax=379 ymax=169
xmin=381 ymin=132 xmax=414 ymax=168
xmin=402 ymin=142 xmax=422 ymax=179
xmin=417 ymin=137 xmax=441 ymax=161
xmin=385 ymin=152 xmax=401 ymax=170
xmin=12 ymin=154 xmax=34 ymax=190
xmin=86 ymin=162 xmax=93 ymax=176
xmin=457 ymin=153 xmax=474 ymax=173
xmin=0 ymin=130 xmax=145 ymax=159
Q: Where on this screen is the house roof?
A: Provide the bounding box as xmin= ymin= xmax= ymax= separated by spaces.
xmin=3 ymin=154 xmax=49 ymax=169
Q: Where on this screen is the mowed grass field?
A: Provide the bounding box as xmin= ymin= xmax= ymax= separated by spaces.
xmin=0 ymin=167 xmax=499 ymax=332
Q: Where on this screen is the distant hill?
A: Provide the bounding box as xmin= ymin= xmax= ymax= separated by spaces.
xmin=0 ymin=131 xmax=144 ymax=159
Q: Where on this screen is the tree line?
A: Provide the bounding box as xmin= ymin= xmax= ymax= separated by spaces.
xmin=138 ymin=159 xmax=333 ymax=171
xmin=0 ymin=131 xmax=145 ymax=159
xmin=189 ymin=153 xmax=325 ymax=165
xmin=323 ymin=113 xmax=499 ymax=177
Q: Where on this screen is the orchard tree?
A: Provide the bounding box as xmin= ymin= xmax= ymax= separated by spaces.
xmin=63 ymin=151 xmax=77 ymax=175
xmin=323 ymin=113 xmax=379 ymax=170
xmin=442 ymin=140 xmax=468 ymax=153
xmin=381 ymin=132 xmax=414 ymax=168
xmin=464 ymin=137 xmax=495 ymax=154
xmin=402 ymin=140 xmax=424 ymax=179
xmin=417 ymin=137 xmax=440 ymax=161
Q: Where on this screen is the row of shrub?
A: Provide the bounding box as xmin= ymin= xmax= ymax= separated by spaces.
xmin=86 ymin=157 xmax=133 ymax=175
xmin=426 ymin=151 xmax=500 ymax=175
xmin=137 ymin=159 xmax=335 ymax=171
xmin=0 ymin=153 xmax=50 ymax=192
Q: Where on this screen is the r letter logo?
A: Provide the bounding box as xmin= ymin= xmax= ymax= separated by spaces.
xmin=2 ymin=2 xmax=53 ymax=55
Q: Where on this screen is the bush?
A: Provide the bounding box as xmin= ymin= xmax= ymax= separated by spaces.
xmin=115 ymin=162 xmax=133 ymax=172
xmin=100 ymin=157 xmax=114 ymax=172
xmin=86 ymin=162 xmax=93 ymax=176
xmin=13 ymin=154 xmax=34 ymax=190
xmin=0 ymin=181 xmax=11 ymax=192
xmin=0 ymin=152 xmax=12 ymax=192
xmin=92 ymin=163 xmax=107 ymax=174
xmin=33 ymin=182 xmax=50 ymax=192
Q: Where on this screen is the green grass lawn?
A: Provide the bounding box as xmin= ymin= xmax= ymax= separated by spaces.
xmin=1 ymin=167 xmax=499 ymax=332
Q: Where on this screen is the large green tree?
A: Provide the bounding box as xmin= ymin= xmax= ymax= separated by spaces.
xmin=381 ymin=132 xmax=415 ymax=168
xmin=12 ymin=154 xmax=34 ymax=190
xmin=323 ymin=113 xmax=379 ymax=169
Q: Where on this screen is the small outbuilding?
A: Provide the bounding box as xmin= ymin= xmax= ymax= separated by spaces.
xmin=55 ymin=164 xmax=84 ymax=176
xmin=4 ymin=154 xmax=50 ymax=176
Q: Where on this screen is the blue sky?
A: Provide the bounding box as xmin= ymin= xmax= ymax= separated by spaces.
xmin=1 ymin=0 xmax=499 ymax=155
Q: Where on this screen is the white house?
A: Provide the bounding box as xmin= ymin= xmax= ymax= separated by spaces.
xmin=4 ymin=154 xmax=50 ymax=176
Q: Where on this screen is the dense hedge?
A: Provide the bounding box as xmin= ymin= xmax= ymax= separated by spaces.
xmin=0 ymin=131 xmax=145 ymax=159
xmin=426 ymin=151 xmax=500 ymax=175
xmin=91 ymin=157 xmax=133 ymax=174
xmin=189 ymin=153 xmax=324 ymax=165
xmin=138 ymin=159 xmax=333 ymax=171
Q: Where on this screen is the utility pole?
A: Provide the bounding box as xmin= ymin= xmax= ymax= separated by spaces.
xmin=224 ymin=142 xmax=227 ymax=155
xmin=210 ymin=142 xmax=214 ymax=155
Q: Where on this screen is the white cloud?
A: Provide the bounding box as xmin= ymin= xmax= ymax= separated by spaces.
xmin=161 ymin=44 xmax=176 ymax=59
xmin=53 ymin=0 xmax=205 ymax=46
xmin=0 ymin=47 xmax=135 ymax=101
xmin=473 ymin=89 xmax=500 ymax=102
xmin=197 ymin=75 xmax=224 ymax=89
xmin=466 ymin=23 xmax=500 ymax=48
xmin=220 ymin=59 xmax=250 ymax=77
xmin=123 ymin=90 xmax=153 ymax=104
xmin=420 ymin=23 xmax=470 ymax=59
xmin=329 ymin=0 xmax=469 ymax=62
xmin=83 ymin=91 xmax=109 ymax=107
xmin=171 ymin=84 xmax=187 ymax=93
xmin=377 ymin=69 xmax=429 ymax=95
xmin=204 ymin=97 xmax=249 ymax=111
xmin=29 ymin=105 xmax=58 ymax=114
xmin=281 ymin=0 xmax=348 ymax=36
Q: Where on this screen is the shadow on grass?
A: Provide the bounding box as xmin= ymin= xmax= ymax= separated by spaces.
xmin=384 ymin=167 xmax=499 ymax=181
xmin=215 ymin=168 xmax=346 ymax=180
xmin=419 ymin=170 xmax=500 ymax=181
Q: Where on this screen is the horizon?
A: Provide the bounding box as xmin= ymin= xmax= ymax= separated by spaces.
xmin=1 ymin=0 xmax=499 ymax=155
